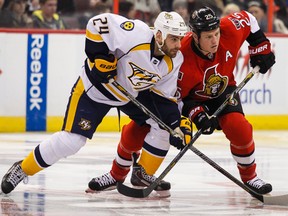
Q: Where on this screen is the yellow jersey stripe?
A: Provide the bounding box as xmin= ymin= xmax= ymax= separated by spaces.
xmin=130 ymin=44 xmax=150 ymax=52
xmin=163 ymin=55 xmax=173 ymax=73
xmin=86 ymin=29 xmax=103 ymax=42
xmin=65 ymin=78 xmax=85 ymax=131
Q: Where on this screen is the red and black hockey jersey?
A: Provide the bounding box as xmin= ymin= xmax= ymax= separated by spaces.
xmin=178 ymin=11 xmax=260 ymax=102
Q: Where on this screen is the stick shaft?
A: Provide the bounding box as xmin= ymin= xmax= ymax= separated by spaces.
xmin=111 ymin=81 xmax=177 ymax=136
xmin=189 ymin=145 xmax=263 ymax=202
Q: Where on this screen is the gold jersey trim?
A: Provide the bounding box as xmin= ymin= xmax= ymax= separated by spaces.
xmin=64 ymin=78 xmax=85 ymax=131
xmin=86 ymin=29 xmax=103 ymax=42
xmin=130 ymin=43 xmax=150 ymax=52
xmin=163 ymin=55 xmax=173 ymax=73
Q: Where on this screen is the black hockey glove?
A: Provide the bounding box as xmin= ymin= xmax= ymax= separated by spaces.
xmin=169 ymin=116 xmax=192 ymax=150
xmin=249 ymin=40 xmax=275 ymax=74
xmin=188 ymin=106 xmax=218 ymax=135
xmin=193 ymin=112 xmax=218 ymax=135
xmin=93 ymin=54 xmax=117 ymax=83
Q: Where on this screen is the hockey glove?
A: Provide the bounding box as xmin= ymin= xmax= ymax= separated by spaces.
xmin=93 ymin=54 xmax=117 ymax=83
xmin=249 ymin=40 xmax=275 ymax=74
xmin=188 ymin=106 xmax=218 ymax=135
xmin=169 ymin=116 xmax=192 ymax=150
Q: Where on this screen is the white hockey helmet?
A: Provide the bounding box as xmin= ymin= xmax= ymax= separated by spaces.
xmin=154 ymin=11 xmax=187 ymax=42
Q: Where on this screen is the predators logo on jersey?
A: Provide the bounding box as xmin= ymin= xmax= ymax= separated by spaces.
xmin=120 ymin=21 xmax=134 ymax=31
xmin=196 ymin=64 xmax=228 ymax=98
xmin=78 ymin=118 xmax=92 ymax=130
xmin=128 ymin=62 xmax=161 ymax=90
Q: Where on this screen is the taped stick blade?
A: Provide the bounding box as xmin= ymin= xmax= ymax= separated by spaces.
xmin=117 ymin=182 xmax=153 ymax=198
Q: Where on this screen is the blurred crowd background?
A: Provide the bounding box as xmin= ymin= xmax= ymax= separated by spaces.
xmin=0 ymin=0 xmax=287 ymax=33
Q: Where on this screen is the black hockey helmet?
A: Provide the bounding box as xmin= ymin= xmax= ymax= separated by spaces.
xmin=189 ymin=6 xmax=220 ymax=36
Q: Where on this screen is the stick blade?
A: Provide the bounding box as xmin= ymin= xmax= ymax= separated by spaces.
xmin=263 ymin=194 xmax=288 ymax=206
xmin=117 ymin=182 xmax=153 ymax=198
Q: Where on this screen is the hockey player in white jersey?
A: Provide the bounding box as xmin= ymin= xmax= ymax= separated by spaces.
xmin=1 ymin=11 xmax=191 ymax=194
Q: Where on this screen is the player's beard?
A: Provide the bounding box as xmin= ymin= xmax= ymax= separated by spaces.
xmin=161 ymin=44 xmax=178 ymax=58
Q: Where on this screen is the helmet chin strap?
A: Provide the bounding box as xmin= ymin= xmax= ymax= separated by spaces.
xmin=155 ymin=31 xmax=166 ymax=56
xmin=156 ymin=41 xmax=166 ymax=55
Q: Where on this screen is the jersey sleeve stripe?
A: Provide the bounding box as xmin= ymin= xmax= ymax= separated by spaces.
xmin=130 ymin=43 xmax=150 ymax=52
xmin=86 ymin=29 xmax=103 ymax=42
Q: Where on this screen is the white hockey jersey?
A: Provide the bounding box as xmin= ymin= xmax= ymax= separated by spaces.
xmin=81 ymin=13 xmax=184 ymax=106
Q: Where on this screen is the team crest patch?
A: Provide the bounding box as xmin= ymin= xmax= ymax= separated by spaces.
xmin=227 ymin=95 xmax=238 ymax=106
xmin=120 ymin=21 xmax=134 ymax=31
xmin=78 ymin=118 xmax=91 ymax=130
xmin=195 ymin=64 xmax=228 ymax=99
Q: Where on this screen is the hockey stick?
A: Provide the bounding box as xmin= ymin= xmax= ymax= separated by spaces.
xmin=116 ymin=66 xmax=288 ymax=205
xmin=115 ymin=67 xmax=260 ymax=198
xmin=111 ymin=80 xmax=178 ymax=137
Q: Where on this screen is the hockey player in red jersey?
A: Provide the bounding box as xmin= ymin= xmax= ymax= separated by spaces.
xmin=91 ymin=6 xmax=275 ymax=196
xmin=178 ymin=7 xmax=275 ymax=194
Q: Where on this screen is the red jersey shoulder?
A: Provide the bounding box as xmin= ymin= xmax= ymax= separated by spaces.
xmin=220 ymin=11 xmax=251 ymax=39
xmin=179 ymin=32 xmax=194 ymax=81
xmin=178 ymin=33 xmax=199 ymax=98
xmin=180 ymin=32 xmax=193 ymax=55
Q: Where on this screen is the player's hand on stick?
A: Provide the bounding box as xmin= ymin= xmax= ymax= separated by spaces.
xmin=188 ymin=106 xmax=218 ymax=135
xmin=93 ymin=54 xmax=117 ymax=83
xmin=169 ymin=116 xmax=192 ymax=150
xmin=249 ymin=40 xmax=275 ymax=74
